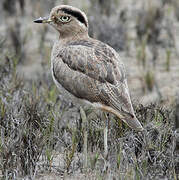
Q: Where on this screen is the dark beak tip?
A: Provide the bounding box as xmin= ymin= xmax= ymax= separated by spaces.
xmin=33 ymin=19 xmax=43 ymax=23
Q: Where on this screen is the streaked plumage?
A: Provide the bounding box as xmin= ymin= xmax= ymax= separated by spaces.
xmin=34 ymin=5 xmax=143 ymax=131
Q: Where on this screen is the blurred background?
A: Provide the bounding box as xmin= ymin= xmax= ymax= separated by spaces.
xmin=0 ymin=0 xmax=179 ymax=106
xmin=0 ymin=0 xmax=179 ymax=179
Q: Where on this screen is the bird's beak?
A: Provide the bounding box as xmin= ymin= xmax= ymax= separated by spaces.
xmin=33 ymin=17 xmax=52 ymax=23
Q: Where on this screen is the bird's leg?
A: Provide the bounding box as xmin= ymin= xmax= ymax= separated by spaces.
xmin=103 ymin=112 xmax=109 ymax=159
xmin=80 ymin=107 xmax=88 ymax=168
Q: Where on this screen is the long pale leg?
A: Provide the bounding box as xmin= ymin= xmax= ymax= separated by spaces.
xmin=103 ymin=112 xmax=109 ymax=158
xmin=80 ymin=107 xmax=88 ymax=168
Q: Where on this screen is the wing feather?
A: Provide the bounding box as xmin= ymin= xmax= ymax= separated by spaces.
xmin=57 ymin=47 xmax=116 ymax=84
xmin=53 ymin=40 xmax=134 ymax=116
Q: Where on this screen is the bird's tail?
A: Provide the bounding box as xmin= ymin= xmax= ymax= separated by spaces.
xmin=120 ymin=113 xmax=144 ymax=131
xmin=101 ymin=105 xmax=144 ymax=131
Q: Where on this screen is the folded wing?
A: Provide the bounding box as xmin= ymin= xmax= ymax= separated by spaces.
xmin=52 ymin=40 xmax=143 ymax=130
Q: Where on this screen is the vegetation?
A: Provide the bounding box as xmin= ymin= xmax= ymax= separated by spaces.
xmin=0 ymin=0 xmax=179 ymax=179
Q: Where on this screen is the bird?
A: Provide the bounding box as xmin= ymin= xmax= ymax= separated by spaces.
xmin=34 ymin=5 xmax=144 ymax=161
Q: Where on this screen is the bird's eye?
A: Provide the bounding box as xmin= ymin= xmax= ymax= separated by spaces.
xmin=59 ymin=16 xmax=71 ymax=22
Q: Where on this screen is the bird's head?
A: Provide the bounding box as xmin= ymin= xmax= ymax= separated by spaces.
xmin=34 ymin=5 xmax=88 ymax=38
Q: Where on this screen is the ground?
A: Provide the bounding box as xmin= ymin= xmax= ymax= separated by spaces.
xmin=0 ymin=0 xmax=179 ymax=179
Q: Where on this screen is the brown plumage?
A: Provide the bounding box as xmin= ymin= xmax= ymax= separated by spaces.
xmin=34 ymin=5 xmax=143 ymax=131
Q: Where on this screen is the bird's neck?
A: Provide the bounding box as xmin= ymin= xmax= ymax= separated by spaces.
xmin=58 ymin=31 xmax=89 ymax=44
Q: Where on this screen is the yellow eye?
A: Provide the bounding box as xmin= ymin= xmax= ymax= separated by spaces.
xmin=59 ymin=16 xmax=71 ymax=22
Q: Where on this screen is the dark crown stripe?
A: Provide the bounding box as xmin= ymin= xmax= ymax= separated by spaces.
xmin=61 ymin=8 xmax=87 ymax=27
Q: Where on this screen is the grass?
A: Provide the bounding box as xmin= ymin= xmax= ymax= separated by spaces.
xmin=166 ymin=48 xmax=171 ymax=71
xmin=0 ymin=53 xmax=178 ymax=179
xmin=137 ymin=35 xmax=148 ymax=68
xmin=145 ymin=70 xmax=155 ymax=92
xmin=0 ymin=0 xmax=179 ymax=179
